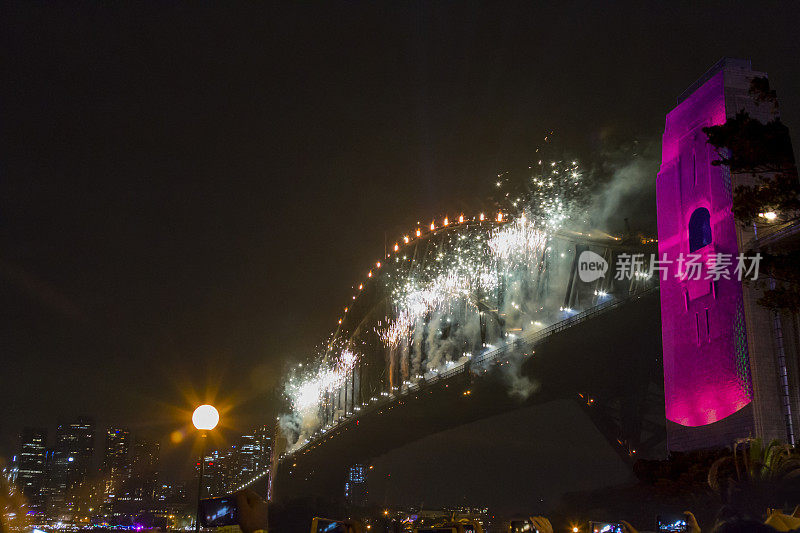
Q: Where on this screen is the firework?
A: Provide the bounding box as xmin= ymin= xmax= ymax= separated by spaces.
xmin=280 ymin=157 xmax=590 ymax=448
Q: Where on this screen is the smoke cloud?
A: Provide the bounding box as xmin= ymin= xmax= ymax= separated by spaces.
xmin=585 ymin=140 xmax=659 ymax=234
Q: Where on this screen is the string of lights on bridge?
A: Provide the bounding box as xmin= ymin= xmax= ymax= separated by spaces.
xmin=333 ymin=207 xmax=654 ymax=330
xmin=335 ymin=210 xmax=508 ymax=327
xmin=234 ymin=469 xmax=269 ymax=493
xmin=335 ymin=212 xmax=645 ymax=320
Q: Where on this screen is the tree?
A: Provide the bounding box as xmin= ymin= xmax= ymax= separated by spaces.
xmin=704 ymin=77 xmax=800 ymax=312
xmin=703 ymin=77 xmax=800 ymax=227
xmin=708 ymin=438 xmax=800 ymax=514
xmin=753 ymin=250 xmax=800 ymax=312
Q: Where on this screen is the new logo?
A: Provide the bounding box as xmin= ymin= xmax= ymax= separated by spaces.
xmin=578 ymin=250 xmax=608 ymax=282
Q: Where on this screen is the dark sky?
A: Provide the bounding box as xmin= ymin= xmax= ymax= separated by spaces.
xmin=2 ymin=2 xmax=799 ymax=475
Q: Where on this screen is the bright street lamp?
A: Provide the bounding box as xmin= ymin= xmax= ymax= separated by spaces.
xmin=193 ymin=404 xmax=219 ymax=533
xmin=192 ymin=404 xmax=219 ymax=431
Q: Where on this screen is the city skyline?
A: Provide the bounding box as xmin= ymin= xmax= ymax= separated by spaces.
xmin=3 ymin=3 xmax=800 ymax=529
xmin=8 ymin=416 xmax=272 ymax=525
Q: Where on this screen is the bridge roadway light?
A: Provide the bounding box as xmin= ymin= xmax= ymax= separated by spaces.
xmin=192 ymin=404 xmax=219 ymax=533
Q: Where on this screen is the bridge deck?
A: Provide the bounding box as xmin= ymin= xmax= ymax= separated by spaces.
xmin=270 ymin=286 xmax=663 ymax=503
xmin=288 ymin=285 xmax=659 ymax=456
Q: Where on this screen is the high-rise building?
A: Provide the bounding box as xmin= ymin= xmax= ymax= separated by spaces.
xmin=14 ymin=428 xmax=48 ymax=513
xmin=102 ymin=428 xmax=130 ymax=473
xmin=226 ymin=434 xmax=263 ymax=490
xmin=56 ymin=417 xmax=96 ymax=485
xmin=129 ymin=438 xmax=159 ymax=503
xmin=252 ymin=425 xmax=272 ymax=476
xmin=199 ymin=449 xmax=227 ymax=497
xmin=40 ymin=448 xmax=59 ymax=515
xmin=44 ymin=417 xmax=96 ymax=518
xmin=344 ymin=464 xmax=366 ymax=507
xmin=657 ymin=58 xmax=800 ymax=450
xmin=201 ymin=426 xmax=272 ymax=495
xmin=102 ymin=428 xmax=130 ymax=501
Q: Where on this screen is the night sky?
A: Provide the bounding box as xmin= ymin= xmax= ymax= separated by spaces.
xmin=2 ymin=2 xmax=800 ymax=475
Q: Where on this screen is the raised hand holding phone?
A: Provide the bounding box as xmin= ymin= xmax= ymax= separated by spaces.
xmin=235 ymin=489 xmax=268 ymax=533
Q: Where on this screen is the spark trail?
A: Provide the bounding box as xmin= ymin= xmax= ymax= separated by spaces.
xmin=280 ymin=159 xmax=590 ymax=448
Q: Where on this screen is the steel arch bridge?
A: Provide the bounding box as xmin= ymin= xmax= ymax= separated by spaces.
xmin=245 ymin=217 xmax=664 ymax=504
xmin=312 ymin=221 xmax=655 ymax=422
xmin=300 ymin=224 xmax=657 ymax=441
